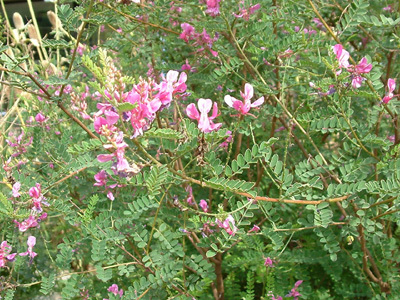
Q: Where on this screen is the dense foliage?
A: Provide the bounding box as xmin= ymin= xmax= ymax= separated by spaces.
xmin=1 ymin=0 xmax=400 ymax=299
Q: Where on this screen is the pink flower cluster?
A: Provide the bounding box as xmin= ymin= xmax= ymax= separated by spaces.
xmin=179 ymin=23 xmax=219 ymax=57
xmin=234 ymin=1 xmax=261 ymax=21
xmin=94 ymin=70 xmax=187 ymax=172
xmin=6 ymin=131 xmax=33 ymax=157
xmin=216 ymin=214 xmax=237 ymax=236
xmin=12 ymin=182 xmax=48 ymax=232
xmin=332 ymin=44 xmax=372 ymax=89
xmin=1 ymin=236 xmax=38 ymax=268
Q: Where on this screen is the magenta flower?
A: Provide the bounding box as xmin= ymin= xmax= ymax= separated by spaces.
xmin=35 ymin=113 xmax=47 ymax=123
xmin=94 ymin=111 xmax=119 ymax=136
xmin=204 ymin=0 xmax=221 ymax=17
xmin=382 ymin=78 xmax=396 ymax=104
xmin=155 ymin=70 xmax=187 ymax=106
xmin=219 ymin=130 xmax=233 ymax=150
xmin=107 ymin=284 xmax=123 ymax=297
xmin=234 ymin=2 xmax=261 ymax=21
xmin=14 ymin=215 xmax=39 ymax=232
xmin=248 ymin=224 xmax=260 ymax=233
xmin=97 ymin=132 xmax=130 ymax=172
xmin=12 ymin=182 xmax=21 ymax=197
xmin=185 ymin=186 xmax=195 ymax=205
xmin=332 ymin=44 xmax=372 ymax=89
xmin=216 ymin=214 xmax=237 ymax=236
xmin=29 ymin=183 xmax=48 ymax=212
xmin=94 ymin=170 xmax=108 ymax=187
xmin=332 ymin=44 xmax=350 ymax=74
xmin=6 ymin=131 xmax=33 ymax=157
xmin=224 ymin=83 xmax=264 ymax=116
xmin=286 ymin=280 xmax=303 ymax=300
xmin=199 ymin=199 xmax=209 ymax=212
xmin=19 ymin=236 xmax=38 ymax=262
xmin=0 ymin=241 xmax=17 ymax=268
xmin=264 ymin=257 xmax=275 ymax=267
xmin=179 ymin=23 xmax=196 ymax=42
xmin=186 ymin=98 xmax=222 ymax=133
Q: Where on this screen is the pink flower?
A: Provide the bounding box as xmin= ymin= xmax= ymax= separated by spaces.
xmin=107 ymin=284 xmax=123 ymax=297
xmin=286 ymin=280 xmax=303 ymax=300
xmin=14 ymin=215 xmax=39 ymax=232
xmin=0 ymin=241 xmax=17 ymax=268
xmin=97 ymin=132 xmax=130 ymax=172
xmin=94 ymin=113 xmax=119 ymax=136
xmin=332 ymin=44 xmax=350 ymax=74
xmin=205 ymin=0 xmax=221 ymax=17
xmin=333 ymin=44 xmax=372 ymax=89
xmin=19 ymin=236 xmax=37 ymax=262
xmin=186 ymin=99 xmax=222 ymax=133
xmin=234 ymin=2 xmax=261 ymax=21
xmin=155 ymin=70 xmax=187 ymax=105
xmin=186 ymin=186 xmax=195 ymax=205
xmin=6 ymin=131 xmax=33 ymax=157
xmin=199 ymin=199 xmax=209 ymax=212
xmin=12 ymin=182 xmax=21 ymax=197
xmin=248 ymin=224 xmax=260 ymax=233
xmin=181 ymin=59 xmax=193 ymax=72
xmin=94 ymin=170 xmax=108 ymax=187
xmin=219 ymin=130 xmax=232 ymax=150
xmin=35 ymin=113 xmax=47 ymax=123
xmin=351 ymin=75 xmax=364 ymax=89
xmin=382 ymin=78 xmax=396 ymax=104
xmin=224 ymin=83 xmax=264 ymax=116
xmin=179 ymin=23 xmax=196 ymax=42
xmin=216 ymin=214 xmax=237 ymax=236
xmin=29 ymin=183 xmax=48 ymax=212
xmin=352 ymin=57 xmax=373 ymax=74
xmin=264 ymin=257 xmax=275 ymax=267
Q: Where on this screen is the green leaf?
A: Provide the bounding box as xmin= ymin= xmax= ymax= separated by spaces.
xmin=206 ymin=250 xmax=217 ymax=258
xmin=117 ymin=102 xmax=137 ymax=113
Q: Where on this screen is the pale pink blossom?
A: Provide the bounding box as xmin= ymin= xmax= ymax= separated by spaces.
xmin=216 ymin=214 xmax=237 ymax=236
xmin=19 ymin=236 xmax=37 ymax=262
xmin=14 ymin=215 xmax=38 ymax=232
xmin=12 ymin=182 xmax=21 ymax=197
xmin=382 ymin=78 xmax=396 ymax=104
xmin=332 ymin=44 xmax=350 ymax=74
xmin=199 ymin=199 xmax=209 ymax=212
xmin=186 ymin=99 xmax=222 ymax=133
xmin=224 ymin=83 xmax=264 ymax=116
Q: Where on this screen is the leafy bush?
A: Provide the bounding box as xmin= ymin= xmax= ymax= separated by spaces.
xmin=1 ymin=0 xmax=400 ymax=299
